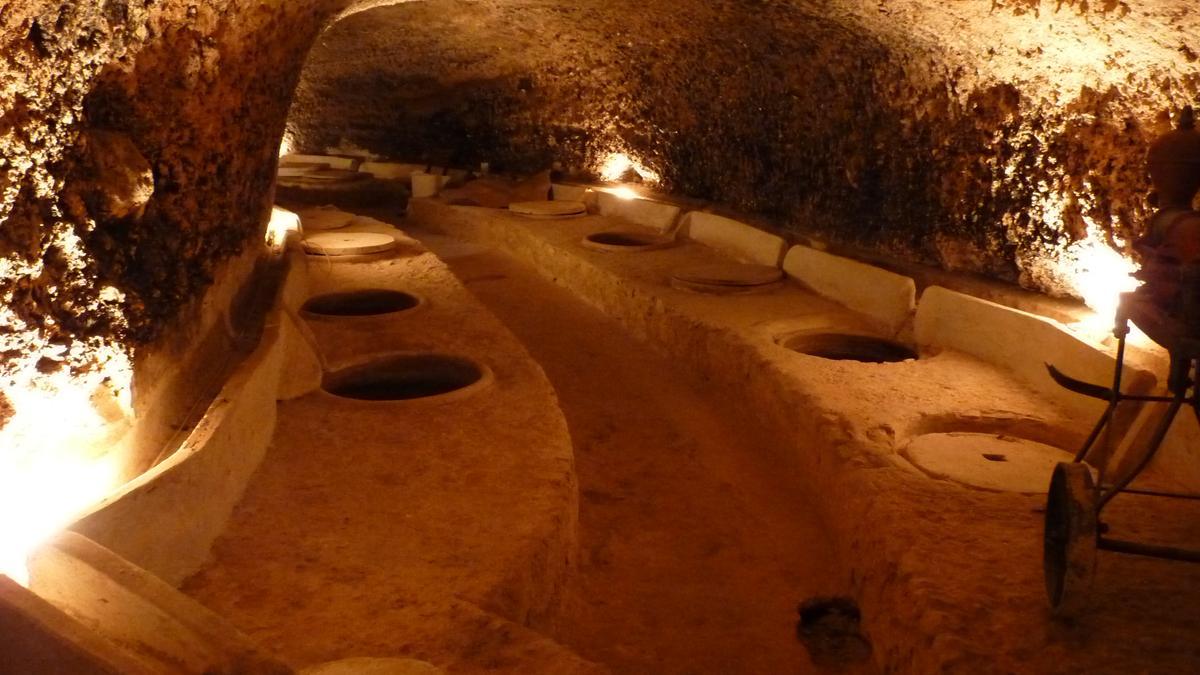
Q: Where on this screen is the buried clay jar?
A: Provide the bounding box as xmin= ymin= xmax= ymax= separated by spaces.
xmin=322 ymin=353 xmax=491 ymax=402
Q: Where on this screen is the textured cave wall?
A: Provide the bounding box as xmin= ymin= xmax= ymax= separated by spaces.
xmin=290 ymin=0 xmax=1199 ymax=299
xmin=0 ymin=0 xmax=382 ymax=399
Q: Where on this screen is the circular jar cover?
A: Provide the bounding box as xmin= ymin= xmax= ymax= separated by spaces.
xmin=509 ymin=200 xmax=587 ymax=218
xmin=302 ymin=232 xmax=396 ymax=256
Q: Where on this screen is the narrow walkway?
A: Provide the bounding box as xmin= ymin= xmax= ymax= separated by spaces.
xmin=419 ymin=232 xmax=859 ymax=674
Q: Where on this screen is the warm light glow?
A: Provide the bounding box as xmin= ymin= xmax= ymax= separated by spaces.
xmin=1070 ymin=311 xmax=1149 ymax=347
xmin=598 ymin=152 xmax=661 ymax=185
xmin=0 ymin=344 xmax=131 ymax=586
xmin=0 ymin=216 xmax=134 ymax=585
xmin=609 ymin=186 xmax=639 ymax=201
xmin=1022 ymin=187 xmax=1141 ymax=330
xmin=0 ymin=453 xmax=119 ymax=586
xmin=265 ymin=206 xmax=302 ymax=251
xmin=279 ymin=133 xmax=293 ymax=158
xmin=1060 ymin=222 xmax=1141 ymax=321
xmin=0 ymin=172 xmax=136 ymax=584
xmin=600 ymin=153 xmax=634 ymax=182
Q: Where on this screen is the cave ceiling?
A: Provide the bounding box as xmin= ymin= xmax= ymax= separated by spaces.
xmin=0 ymin=0 xmax=1195 ymax=385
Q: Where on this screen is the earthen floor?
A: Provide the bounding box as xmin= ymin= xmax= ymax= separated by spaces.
xmin=424 ymin=240 xmax=858 ymax=674
xmin=404 ymin=202 xmax=1200 ymax=674
xmin=181 ymin=199 xmax=1200 ymax=674
xmin=183 ymin=222 xmax=856 ymax=673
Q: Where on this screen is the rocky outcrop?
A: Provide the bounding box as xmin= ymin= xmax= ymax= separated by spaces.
xmin=0 ymin=1 xmax=351 ymax=386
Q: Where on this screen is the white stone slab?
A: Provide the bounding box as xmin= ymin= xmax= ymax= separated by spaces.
xmin=411 ymin=172 xmax=445 ymax=198
xmin=27 ymin=532 xmax=288 ymax=674
xmin=73 ymin=320 xmax=287 ymax=584
xmin=681 ymin=212 xmax=786 ymax=266
xmin=783 ymin=246 xmax=916 ymax=335
xmin=914 ymin=286 xmax=1155 ymax=418
xmin=551 ymin=183 xmax=590 ymax=202
xmin=359 ymin=161 xmax=426 ymax=180
xmin=596 ymin=191 xmax=681 ymax=233
xmin=281 ymin=154 xmax=361 ymax=171
xmin=277 ymin=164 xmax=326 ymax=177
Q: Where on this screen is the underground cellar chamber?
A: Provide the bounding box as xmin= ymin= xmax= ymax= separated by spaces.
xmin=2 ymin=1 xmax=1200 ymax=673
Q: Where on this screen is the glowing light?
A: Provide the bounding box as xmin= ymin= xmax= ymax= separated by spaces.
xmin=265 ymin=206 xmax=302 ymax=251
xmin=1056 ymin=219 xmax=1141 ymax=321
xmin=1020 ymin=187 xmax=1141 ymax=330
xmin=598 ymin=152 xmax=661 ymax=185
xmin=0 ymin=254 xmax=132 ymax=587
xmin=0 ymin=453 xmax=119 ymax=586
xmin=279 ymin=134 xmax=293 ymax=158
xmin=0 ymin=187 xmax=135 ymax=585
xmin=600 ymin=153 xmax=634 ymax=182
xmin=0 ymin=346 xmax=131 ymax=585
xmin=1069 ymin=240 xmax=1139 ymax=319
xmin=609 ymin=186 xmax=639 ymax=201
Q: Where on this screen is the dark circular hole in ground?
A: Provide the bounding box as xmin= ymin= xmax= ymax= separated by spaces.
xmin=586 ymin=231 xmax=659 ymax=247
xmin=302 ymin=289 xmax=421 ymax=317
xmin=323 ymin=354 xmax=485 ymax=401
xmin=796 ymin=596 xmax=873 ymax=668
xmin=782 ymin=333 xmax=917 ymax=363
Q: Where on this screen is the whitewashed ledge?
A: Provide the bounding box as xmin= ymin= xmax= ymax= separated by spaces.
xmin=71 ymin=247 xmax=321 ymax=586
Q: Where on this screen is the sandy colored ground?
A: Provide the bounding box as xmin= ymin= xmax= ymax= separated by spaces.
xmin=180 ymin=212 xmax=874 ymax=674
xmin=175 ymin=197 xmax=1200 ymax=674
xmin=182 ymin=230 xmax=595 ymax=674
xmin=406 ymin=201 xmax=1200 ymax=673
xmin=421 ymin=238 xmax=860 ymax=674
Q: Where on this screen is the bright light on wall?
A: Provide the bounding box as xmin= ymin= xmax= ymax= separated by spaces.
xmin=609 ymin=186 xmax=640 ymax=200
xmin=600 ymin=153 xmax=634 ymax=181
xmin=279 ymin=133 xmax=294 ymax=158
xmin=0 ymin=453 xmax=119 ymax=586
xmin=0 ymin=344 xmax=131 ymax=585
xmin=0 ymin=220 xmax=134 ymax=586
xmin=265 ymin=206 xmax=302 ymax=251
xmin=1021 ymin=188 xmax=1142 ymax=330
xmin=598 ymin=152 xmax=661 ymax=185
xmin=1066 ymin=232 xmax=1141 ymax=322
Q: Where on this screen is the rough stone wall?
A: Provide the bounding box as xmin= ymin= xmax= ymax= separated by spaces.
xmin=2 ymin=0 xmax=1193 ymax=386
xmin=0 ymin=0 xmax=1195 ymax=437
xmin=0 ymin=2 xmax=339 ymax=366
xmin=290 ymin=0 xmax=1198 ymax=300
xmin=0 ymin=0 xmax=349 ymax=581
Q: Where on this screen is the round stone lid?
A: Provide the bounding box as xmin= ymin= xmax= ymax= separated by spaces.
xmin=509 ymin=200 xmax=587 ymax=218
xmin=302 ymin=232 xmax=396 ymax=256
xmin=901 ymin=432 xmax=1075 ymax=493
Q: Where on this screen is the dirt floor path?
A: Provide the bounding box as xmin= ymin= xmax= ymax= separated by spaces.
xmin=418 ymin=233 xmax=866 ymax=675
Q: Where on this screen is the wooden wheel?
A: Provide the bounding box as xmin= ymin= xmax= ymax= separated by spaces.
xmin=1044 ymin=462 xmax=1098 ymax=616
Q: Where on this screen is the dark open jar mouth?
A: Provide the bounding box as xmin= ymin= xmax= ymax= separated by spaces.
xmin=581 ymin=230 xmax=675 ymax=252
xmin=322 ymin=353 xmax=492 ymax=402
xmin=777 ymin=332 xmax=917 ymax=363
xmin=301 ymin=289 xmax=423 ymax=318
